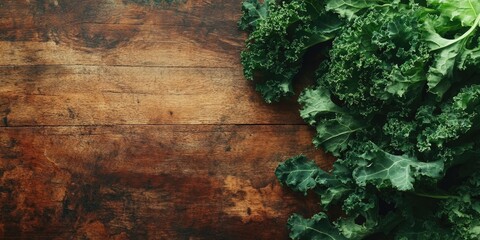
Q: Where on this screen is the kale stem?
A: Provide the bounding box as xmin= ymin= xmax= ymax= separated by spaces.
xmin=412 ymin=192 xmax=456 ymax=200
xmin=431 ymin=14 xmax=480 ymax=51
xmin=305 ymin=0 xmax=322 ymax=15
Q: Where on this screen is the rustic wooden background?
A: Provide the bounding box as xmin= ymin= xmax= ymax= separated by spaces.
xmin=0 ymin=0 xmax=333 ymax=239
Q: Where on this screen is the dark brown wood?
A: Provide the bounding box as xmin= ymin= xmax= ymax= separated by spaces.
xmin=0 ymin=0 xmax=334 ymax=239
xmin=0 ymin=126 xmax=334 ymax=239
xmin=0 ymin=0 xmax=243 ymax=67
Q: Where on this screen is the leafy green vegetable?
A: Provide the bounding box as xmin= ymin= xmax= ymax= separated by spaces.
xmin=239 ymin=0 xmax=480 ymax=239
xmin=238 ymin=0 xmax=275 ymax=31
xmin=288 ymin=213 xmax=347 ymax=240
xmin=319 ymin=4 xmax=431 ymax=116
xmin=298 ymin=87 xmax=366 ymax=156
xmin=428 ymin=0 xmax=480 ymax=27
xmin=239 ymin=0 xmax=342 ymax=102
xmin=275 ymin=155 xmax=325 ymax=194
xmin=312 ymin=114 xmax=365 ymax=156
xmin=325 ymin=0 xmax=393 ymax=20
xmin=352 ymin=142 xmax=444 ymax=191
xmin=425 ymin=17 xmax=480 ymax=99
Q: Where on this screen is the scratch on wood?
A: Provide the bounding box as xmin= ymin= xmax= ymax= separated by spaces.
xmin=43 ymin=148 xmax=60 ymax=168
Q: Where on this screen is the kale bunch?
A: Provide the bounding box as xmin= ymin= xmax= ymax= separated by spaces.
xmin=240 ymin=0 xmax=480 ymax=239
xmin=239 ymin=0 xmax=342 ymax=102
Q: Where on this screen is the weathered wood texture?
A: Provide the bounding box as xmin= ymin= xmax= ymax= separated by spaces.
xmin=0 ymin=126 xmax=333 ymax=239
xmin=0 ymin=66 xmax=304 ymax=126
xmin=0 ymin=0 xmax=333 ymax=239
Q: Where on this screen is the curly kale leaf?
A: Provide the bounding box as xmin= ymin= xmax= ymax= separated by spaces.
xmin=276 ymin=156 xmax=354 ymax=208
xmin=318 ymin=5 xmax=431 ymax=116
xmin=326 ymin=0 xmax=396 ymax=20
xmin=278 ymin=156 xmax=407 ymax=240
xmin=288 ymin=213 xmax=347 ymax=240
xmin=299 ymin=87 xmax=346 ymax=125
xmin=382 ymin=112 xmax=418 ymax=154
xmin=381 ymin=85 xmax=480 ymax=161
xmin=238 ymin=0 xmax=275 ymax=31
xmin=241 ymin=0 xmax=480 ymax=239
xmin=240 ymin=0 xmax=343 ymax=102
xmin=352 ymin=142 xmax=444 ymax=191
xmin=424 ymin=0 xmax=480 ymax=99
xmin=416 ymin=85 xmax=480 ymax=153
xmin=312 ymin=115 xmax=365 ymax=157
xmin=438 ymin=172 xmax=480 ymax=240
xmin=279 ymin=156 xmax=377 ymax=240
xmin=425 ymin=23 xmax=480 ymax=99
xmin=275 ymin=155 xmax=327 ymax=194
xmin=427 ymin=0 xmax=480 ymax=27
xmin=299 ymin=87 xmax=366 ymax=156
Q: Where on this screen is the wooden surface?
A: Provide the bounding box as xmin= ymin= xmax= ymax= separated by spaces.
xmin=0 ymin=1 xmax=333 ymax=239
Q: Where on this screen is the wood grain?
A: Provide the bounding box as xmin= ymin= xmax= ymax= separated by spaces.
xmin=0 ymin=0 xmax=333 ymax=239
xmin=0 ymin=125 xmax=334 ymax=239
xmin=0 ymin=65 xmax=303 ymax=126
xmin=0 ymin=0 xmax=242 ymax=67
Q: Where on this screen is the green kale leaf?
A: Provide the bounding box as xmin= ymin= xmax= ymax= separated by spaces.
xmin=318 ymin=5 xmax=431 ymax=115
xmin=325 ymin=0 xmax=396 ymax=20
xmin=427 ymin=0 xmax=480 ymax=27
xmin=352 ymin=142 xmax=444 ymax=191
xmin=238 ymin=0 xmax=275 ymax=31
xmin=240 ymin=0 xmax=343 ymax=102
xmin=275 ymin=155 xmax=326 ymax=194
xmin=240 ymin=0 xmax=480 ymax=239
xmin=288 ymin=213 xmax=347 ymax=240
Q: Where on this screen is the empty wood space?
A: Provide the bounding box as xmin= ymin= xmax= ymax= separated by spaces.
xmin=0 ymin=1 xmax=332 ymax=239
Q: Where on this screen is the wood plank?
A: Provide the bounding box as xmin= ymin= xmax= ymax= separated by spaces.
xmin=0 ymin=65 xmax=304 ymax=126
xmin=0 ymin=0 xmax=244 ymax=67
xmin=0 ymin=40 xmax=240 ymax=67
xmin=0 ymin=125 xmax=334 ymax=239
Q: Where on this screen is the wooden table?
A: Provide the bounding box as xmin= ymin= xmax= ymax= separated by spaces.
xmin=0 ymin=1 xmax=332 ymax=239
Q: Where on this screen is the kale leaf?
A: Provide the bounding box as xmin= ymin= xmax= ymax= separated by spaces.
xmin=239 ymin=0 xmax=343 ymax=102
xmin=239 ymin=0 xmax=480 ymax=239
